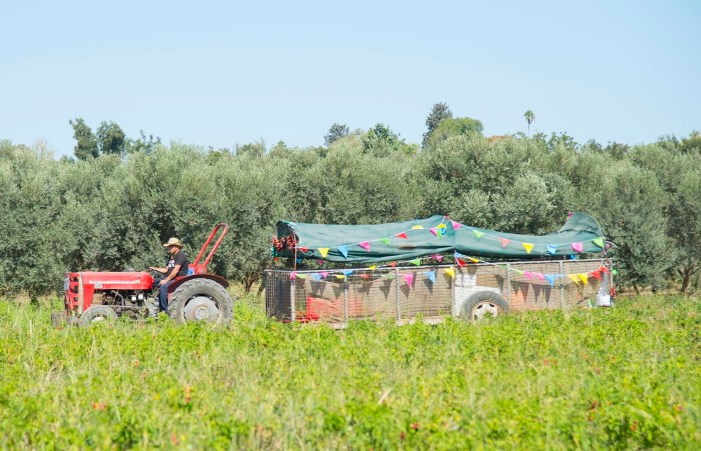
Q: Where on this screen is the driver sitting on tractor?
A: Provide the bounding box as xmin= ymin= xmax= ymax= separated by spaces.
xmin=149 ymin=237 xmax=190 ymax=314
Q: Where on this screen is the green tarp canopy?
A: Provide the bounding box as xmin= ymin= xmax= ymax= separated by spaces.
xmin=275 ymin=212 xmax=606 ymax=264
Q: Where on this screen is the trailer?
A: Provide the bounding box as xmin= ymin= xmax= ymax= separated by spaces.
xmin=265 ymin=213 xmax=614 ymax=327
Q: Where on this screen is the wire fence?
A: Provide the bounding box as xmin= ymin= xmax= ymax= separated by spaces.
xmin=265 ymin=258 xmax=609 ymax=325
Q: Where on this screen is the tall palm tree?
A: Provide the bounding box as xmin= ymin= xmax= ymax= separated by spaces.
xmin=524 ymin=110 xmax=535 ymax=137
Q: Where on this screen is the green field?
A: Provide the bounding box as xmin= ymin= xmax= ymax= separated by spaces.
xmin=1 ymin=296 xmax=700 ymax=449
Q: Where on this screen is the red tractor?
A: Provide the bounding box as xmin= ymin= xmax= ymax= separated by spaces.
xmin=52 ymin=223 xmax=235 ymax=326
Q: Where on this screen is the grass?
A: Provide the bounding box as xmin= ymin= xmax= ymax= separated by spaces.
xmin=1 ymin=295 xmax=700 ymax=449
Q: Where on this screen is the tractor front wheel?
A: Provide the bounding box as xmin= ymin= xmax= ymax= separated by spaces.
xmin=167 ymin=279 xmax=234 ymax=324
xmin=80 ymin=305 xmax=118 ymax=326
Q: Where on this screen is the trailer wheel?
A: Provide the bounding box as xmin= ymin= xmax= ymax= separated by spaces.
xmin=168 ymin=279 xmax=234 ymax=324
xmin=462 ymin=291 xmax=509 ymax=322
xmin=79 ymin=305 xmax=118 ymax=326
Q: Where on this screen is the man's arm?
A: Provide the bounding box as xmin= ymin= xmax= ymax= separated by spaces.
xmin=149 ymin=266 xmax=168 ymax=273
xmin=159 ymin=264 xmax=182 ymax=285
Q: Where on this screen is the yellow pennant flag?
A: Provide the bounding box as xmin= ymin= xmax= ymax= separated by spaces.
xmin=411 ymin=225 xmax=424 ymax=229
xmin=444 ymin=267 xmax=455 ymax=278
xmin=436 ymin=223 xmax=447 ymax=229
xmin=577 ymin=273 xmax=588 ymax=285
xmin=568 ymin=274 xmax=579 ymax=284
xmin=468 ymin=257 xmax=479 ymax=263
xmin=319 ymin=248 xmax=329 ymax=258
xmin=522 ymin=243 xmax=534 ymax=254
xmin=334 ymin=274 xmax=345 ymax=280
xmin=368 ymin=265 xmax=377 ymax=271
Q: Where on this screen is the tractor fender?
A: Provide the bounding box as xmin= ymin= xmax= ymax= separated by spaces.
xmin=167 ymin=274 xmax=229 ymax=294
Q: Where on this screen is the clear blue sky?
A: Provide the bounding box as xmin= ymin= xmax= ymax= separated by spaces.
xmin=2 ymin=0 xmax=700 ymax=158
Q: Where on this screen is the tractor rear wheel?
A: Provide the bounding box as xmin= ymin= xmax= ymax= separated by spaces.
xmin=80 ymin=305 xmax=118 ymax=326
xmin=167 ymin=279 xmax=234 ymax=324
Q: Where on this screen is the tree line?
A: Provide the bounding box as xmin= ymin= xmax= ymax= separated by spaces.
xmin=1 ymin=105 xmax=700 ymax=297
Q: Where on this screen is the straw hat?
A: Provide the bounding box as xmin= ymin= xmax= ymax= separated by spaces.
xmin=163 ymin=237 xmax=184 ymax=248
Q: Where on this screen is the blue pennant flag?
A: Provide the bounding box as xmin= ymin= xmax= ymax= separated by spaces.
xmin=545 ymin=274 xmax=556 ymax=287
xmin=311 ymin=273 xmax=322 ymax=281
xmin=338 ymin=245 xmax=349 ymax=258
xmin=424 ymin=271 xmax=436 ymax=284
xmin=546 ymin=245 xmax=557 ymax=255
xmin=343 ymin=269 xmax=353 ymax=276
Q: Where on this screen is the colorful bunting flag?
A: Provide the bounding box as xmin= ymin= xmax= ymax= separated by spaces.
xmin=524 ymin=271 xmax=533 ymax=279
xmin=311 ymin=273 xmax=322 ymax=281
xmin=591 ymin=270 xmax=602 ymax=281
xmin=425 ymin=271 xmax=436 ymax=284
xmin=410 ymin=259 xmax=421 ymax=266
xmin=368 ymin=265 xmax=377 ymax=271
xmin=444 ymin=267 xmax=455 ymax=278
xmin=296 ymin=274 xmax=307 ymax=279
xmin=389 ymin=262 xmax=397 ymax=267
xmin=599 ymin=265 xmax=610 ymax=274
xmin=472 ymin=230 xmax=485 ymax=238
xmin=456 ymin=258 xmax=467 ymax=267
xmin=343 ymin=269 xmax=353 ymax=276
xmin=535 ymin=273 xmax=545 ymax=281
xmin=545 ymin=274 xmax=556 ymax=287
xmin=450 ymin=220 xmax=462 ymax=230
xmin=296 ymin=257 xmax=303 ymax=263
xmin=320 ymin=271 xmax=329 ymax=278
xmin=395 ymin=232 xmax=408 ymax=239
xmin=568 ymin=274 xmax=579 ymax=284
xmin=318 ymin=247 xmax=329 ymax=258
xmin=289 ymin=271 xmax=297 ymax=280
xmin=499 ymin=237 xmax=511 ymax=248
xmin=522 ymin=243 xmax=534 ymax=254
xmin=431 ymin=254 xmax=443 ymax=262
xmin=513 ymin=269 xmax=524 ymax=275
xmin=430 ymin=227 xmax=438 ymax=236
xmin=468 ymin=257 xmax=479 ymax=263
xmin=437 ymin=223 xmax=447 ymax=229
xmin=338 ymin=245 xmax=349 ymax=258
xmin=334 ymin=274 xmax=345 ymax=280
xmin=571 ymin=242 xmax=583 ymax=253
xmin=593 ymin=237 xmax=605 ymax=248
xmin=411 ymin=225 xmax=424 ymax=230
xmin=358 ymin=241 xmax=370 ymax=251
xmin=546 ymin=244 xmax=558 ymax=255
xmin=380 ymin=238 xmax=391 ymax=246
xmin=403 ymin=273 xmax=415 ymax=286
xmin=577 ymin=273 xmax=588 ymax=285
xmin=298 ymin=247 xmax=309 ymax=253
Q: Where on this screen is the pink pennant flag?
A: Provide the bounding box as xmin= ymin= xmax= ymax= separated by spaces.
xmin=524 ymin=271 xmax=533 ymax=279
xmin=430 ymin=227 xmax=438 ymax=236
xmin=319 ymin=271 xmax=329 ymax=279
xmin=535 ymin=273 xmax=545 ymax=281
xmin=571 ymin=242 xmax=583 ymax=253
xmin=358 ymin=241 xmax=370 ymax=251
xmin=403 ymin=273 xmax=415 ymax=286
xmin=289 ymin=271 xmax=297 ymax=280
xmin=431 ymin=254 xmax=443 ymax=262
xmin=450 ymin=220 xmax=462 ymax=230
xmin=499 ymin=237 xmax=511 ymax=248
